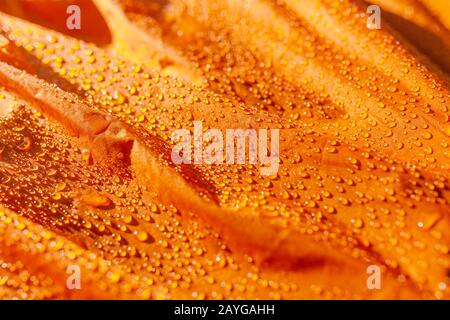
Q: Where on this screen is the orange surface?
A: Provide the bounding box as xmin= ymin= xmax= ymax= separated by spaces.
xmin=0 ymin=0 xmax=449 ymax=299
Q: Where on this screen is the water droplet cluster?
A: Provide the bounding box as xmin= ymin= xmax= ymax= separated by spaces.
xmin=0 ymin=0 xmax=449 ymax=299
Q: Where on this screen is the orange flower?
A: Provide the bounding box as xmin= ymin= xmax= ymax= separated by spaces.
xmin=0 ymin=0 xmax=449 ymax=299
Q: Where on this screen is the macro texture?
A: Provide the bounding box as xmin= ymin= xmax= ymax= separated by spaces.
xmin=0 ymin=0 xmax=449 ymax=299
